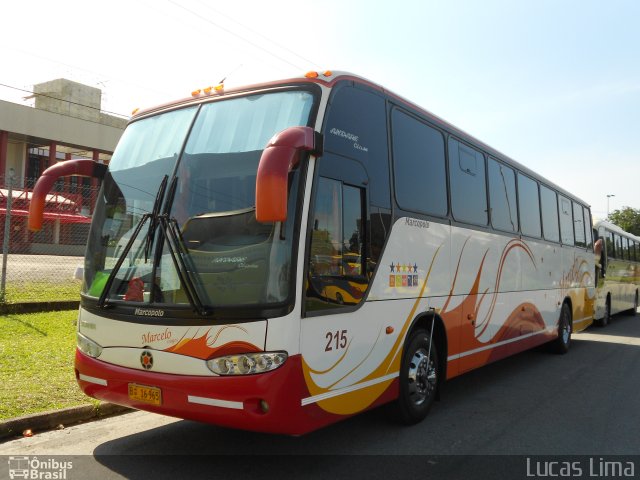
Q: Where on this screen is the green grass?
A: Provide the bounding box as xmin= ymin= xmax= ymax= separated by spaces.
xmin=2 ymin=281 xmax=82 ymax=304
xmin=0 ymin=310 xmax=97 ymax=420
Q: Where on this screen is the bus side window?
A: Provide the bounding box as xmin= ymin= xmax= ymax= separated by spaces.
xmin=448 ymin=138 xmax=488 ymax=226
xmin=605 ymin=230 xmax=615 ymax=259
xmin=559 ymin=196 xmax=574 ymax=246
xmin=573 ymin=201 xmax=586 ymax=247
xmin=323 ymin=84 xmax=389 ymax=209
xmin=306 ymin=177 xmax=368 ymax=312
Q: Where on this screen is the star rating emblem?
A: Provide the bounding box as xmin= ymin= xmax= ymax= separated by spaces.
xmin=140 ymin=350 xmax=154 ymax=370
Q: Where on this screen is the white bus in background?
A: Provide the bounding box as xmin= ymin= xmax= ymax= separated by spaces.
xmin=593 ymin=220 xmax=640 ymax=326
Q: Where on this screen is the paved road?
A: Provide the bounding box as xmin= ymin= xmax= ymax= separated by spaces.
xmin=1 ymin=312 xmax=639 ymax=479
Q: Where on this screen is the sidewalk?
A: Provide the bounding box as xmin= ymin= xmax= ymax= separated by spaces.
xmin=0 ymin=403 xmax=131 ymax=441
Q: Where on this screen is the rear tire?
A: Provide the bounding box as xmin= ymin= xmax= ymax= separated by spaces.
xmin=628 ymin=291 xmax=638 ymax=317
xmin=394 ymin=330 xmax=439 ymax=425
xmin=598 ymin=297 xmax=611 ymax=327
xmin=551 ymin=303 xmax=572 ymax=354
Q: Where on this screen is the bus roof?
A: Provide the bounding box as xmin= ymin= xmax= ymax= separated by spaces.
xmin=593 ymin=219 xmax=640 ymax=241
xmin=130 ymin=70 xmax=590 ymax=208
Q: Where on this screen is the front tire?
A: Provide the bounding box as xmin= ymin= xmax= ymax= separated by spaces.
xmin=551 ymin=303 xmax=572 ymax=354
xmin=394 ymin=330 xmax=439 ymax=424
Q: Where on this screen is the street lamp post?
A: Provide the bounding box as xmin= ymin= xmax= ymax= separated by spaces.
xmin=607 ymin=194 xmax=615 ymax=217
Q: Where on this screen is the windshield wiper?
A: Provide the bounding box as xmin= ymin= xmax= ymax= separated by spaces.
xmin=96 ymin=175 xmax=211 ymax=316
xmin=144 ymin=175 xmax=168 ymax=261
xmin=157 ymin=176 xmax=211 ymax=316
xmin=97 ymin=175 xmax=169 ymax=308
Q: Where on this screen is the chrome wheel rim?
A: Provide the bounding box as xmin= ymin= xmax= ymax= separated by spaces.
xmin=407 ymin=348 xmax=437 ymax=406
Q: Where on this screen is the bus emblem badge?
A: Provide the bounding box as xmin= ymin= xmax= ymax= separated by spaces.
xmin=140 ymin=351 xmax=154 ymax=370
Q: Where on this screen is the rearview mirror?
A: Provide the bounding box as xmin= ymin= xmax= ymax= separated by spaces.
xmin=255 ymin=126 xmax=321 ymax=223
xmin=28 ymin=159 xmax=107 ymax=232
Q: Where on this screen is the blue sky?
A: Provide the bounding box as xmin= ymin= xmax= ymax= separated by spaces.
xmin=1 ymin=0 xmax=638 ymax=218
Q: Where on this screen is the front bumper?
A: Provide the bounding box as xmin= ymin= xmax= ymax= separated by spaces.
xmin=75 ymin=349 xmax=335 ymax=435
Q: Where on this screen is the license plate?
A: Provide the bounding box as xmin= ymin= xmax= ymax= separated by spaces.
xmin=128 ymin=383 xmax=162 ymax=405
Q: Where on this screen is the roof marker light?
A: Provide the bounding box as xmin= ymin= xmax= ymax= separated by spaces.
xmin=203 ymin=86 xmax=213 ymax=95
xmin=305 ymin=71 xmax=319 ymax=79
xmin=323 ymin=70 xmax=333 ymax=77
xmin=214 ymin=83 xmax=224 ymax=93
xmin=131 ymin=107 xmax=140 ymax=116
xmin=191 ymin=89 xmax=201 ymax=97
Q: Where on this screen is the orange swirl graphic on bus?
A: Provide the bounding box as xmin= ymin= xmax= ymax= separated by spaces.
xmin=164 ymin=326 xmax=260 ymax=359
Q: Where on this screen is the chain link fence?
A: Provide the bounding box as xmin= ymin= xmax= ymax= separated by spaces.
xmin=0 ymin=174 xmax=98 ymax=304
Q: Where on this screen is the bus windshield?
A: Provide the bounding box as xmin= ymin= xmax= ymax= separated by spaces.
xmin=84 ymin=89 xmax=316 ymax=310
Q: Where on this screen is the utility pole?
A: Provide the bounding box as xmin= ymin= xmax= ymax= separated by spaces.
xmin=1 ymin=168 xmax=15 ymax=302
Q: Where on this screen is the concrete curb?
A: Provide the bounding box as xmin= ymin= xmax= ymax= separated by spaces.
xmin=0 ymin=403 xmax=132 ymax=441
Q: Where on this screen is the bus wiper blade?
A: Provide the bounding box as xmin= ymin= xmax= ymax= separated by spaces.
xmin=97 ymin=213 xmax=151 ymax=308
xmin=158 ymin=214 xmax=211 ymax=316
xmin=144 ymin=174 xmax=169 ymax=262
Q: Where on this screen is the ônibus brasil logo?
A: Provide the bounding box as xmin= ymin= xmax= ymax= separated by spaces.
xmin=8 ymin=456 xmax=73 ymax=479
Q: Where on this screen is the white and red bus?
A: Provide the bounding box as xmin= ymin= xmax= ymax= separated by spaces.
xmin=29 ymin=71 xmax=595 ymax=434
xmin=593 ymin=220 xmax=640 ymax=325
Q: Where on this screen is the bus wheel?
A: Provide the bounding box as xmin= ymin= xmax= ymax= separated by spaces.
xmin=598 ymin=297 xmax=611 ymax=327
xmin=395 ymin=330 xmax=439 ymax=424
xmin=551 ymin=303 xmax=572 ymax=354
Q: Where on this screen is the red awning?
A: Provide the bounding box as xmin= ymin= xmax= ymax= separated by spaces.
xmin=0 ymin=208 xmax=91 ymax=224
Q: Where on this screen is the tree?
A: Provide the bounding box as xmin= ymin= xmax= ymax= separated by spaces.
xmin=608 ymin=206 xmax=640 ymax=236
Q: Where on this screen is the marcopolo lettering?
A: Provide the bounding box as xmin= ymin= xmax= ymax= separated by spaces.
xmin=134 ymin=308 xmax=165 ymax=317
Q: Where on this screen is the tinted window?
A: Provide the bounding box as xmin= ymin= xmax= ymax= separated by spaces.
xmin=391 ymin=109 xmax=447 ymax=216
xmin=449 ymin=138 xmax=487 ymax=225
xmin=573 ymin=202 xmax=586 ymax=247
xmin=488 ymin=158 xmax=518 ymax=232
xmin=540 ymin=185 xmax=560 ymax=242
xmin=306 ymin=178 xmax=368 ymax=311
xmin=605 ymin=230 xmax=615 ymax=258
xmin=615 ymin=234 xmax=623 ymax=260
xmin=559 ymin=196 xmax=574 ymax=245
xmin=324 ymin=85 xmax=390 ymax=208
xmin=583 ymin=207 xmax=593 ymax=250
xmin=517 ymin=175 xmax=541 ymax=237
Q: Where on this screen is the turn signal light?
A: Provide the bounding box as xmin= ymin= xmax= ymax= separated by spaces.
xmin=306 ymin=70 xmax=332 ymax=79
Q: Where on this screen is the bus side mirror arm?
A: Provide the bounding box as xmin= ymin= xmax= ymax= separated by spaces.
xmin=255 ymin=126 xmax=322 ymax=223
xmin=28 ymin=159 xmax=107 ymax=232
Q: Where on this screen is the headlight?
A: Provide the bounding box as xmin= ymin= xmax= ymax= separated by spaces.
xmin=77 ymin=332 xmax=103 ymax=358
xmin=206 ymin=352 xmax=287 ymax=375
